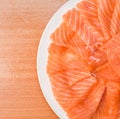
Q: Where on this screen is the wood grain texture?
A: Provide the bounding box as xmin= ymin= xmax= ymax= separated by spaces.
xmin=0 ymin=0 xmax=67 ymax=119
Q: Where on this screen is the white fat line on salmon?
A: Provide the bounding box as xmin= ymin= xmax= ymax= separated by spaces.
xmin=83 ymin=0 xmax=97 ymax=7
xmin=94 ymin=42 xmax=103 ymax=48
xmin=52 ymin=75 xmax=68 ymax=83
xmin=73 ymin=81 xmax=96 ymax=87
xmin=66 ymin=71 xmax=90 ymax=76
xmin=56 ymin=97 xmax=82 ymax=102
xmin=99 ymin=14 xmax=111 ymax=29
xmin=72 ymin=81 xmax=96 ymax=88
xmin=59 ymin=27 xmax=65 ymax=46
xmin=74 ymin=11 xmax=77 ymax=31
xmin=52 ymin=80 xmax=67 ymax=88
xmin=89 ymin=56 xmax=100 ymax=63
xmin=72 ymin=84 xmax=94 ymax=90
xmin=86 ymin=46 xmax=95 ymax=54
xmin=68 ymin=10 xmax=73 ymax=27
xmin=79 ymin=9 xmax=97 ymax=16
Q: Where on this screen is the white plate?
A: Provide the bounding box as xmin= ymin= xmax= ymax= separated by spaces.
xmin=37 ymin=0 xmax=80 ymax=119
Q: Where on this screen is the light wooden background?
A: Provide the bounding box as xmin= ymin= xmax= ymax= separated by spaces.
xmin=0 ymin=0 xmax=67 ymax=119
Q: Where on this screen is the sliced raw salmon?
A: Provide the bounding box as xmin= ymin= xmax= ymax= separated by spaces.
xmin=111 ymin=0 xmax=120 ymax=35
xmin=52 ymin=75 xmax=96 ymax=111
xmin=94 ymin=63 xmax=119 ymax=82
xmin=68 ymin=79 xmax=105 ymax=119
xmin=47 ymin=44 xmax=90 ymax=84
xmin=98 ymin=0 xmax=116 ymax=40
xmin=47 ymin=44 xmax=97 ymax=111
xmin=105 ymin=34 xmax=120 ymax=77
xmin=50 ymin=23 xmax=75 ymax=47
xmin=76 ymin=0 xmax=98 ymax=18
xmin=50 ymin=23 xmax=90 ymax=59
xmin=63 ymin=8 xmax=105 ymax=48
xmin=88 ymin=49 xmax=108 ymax=71
xmin=92 ymin=81 xmax=120 ymax=119
xmin=46 ymin=0 xmax=120 ymax=118
xmin=76 ymin=0 xmax=100 ymax=28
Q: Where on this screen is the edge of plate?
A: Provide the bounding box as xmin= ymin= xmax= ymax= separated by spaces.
xmin=37 ymin=0 xmax=80 ymax=119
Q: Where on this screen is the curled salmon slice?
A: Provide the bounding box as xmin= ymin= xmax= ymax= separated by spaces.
xmin=52 ymin=75 xmax=96 ymax=111
xmin=50 ymin=23 xmax=90 ymax=59
xmin=98 ymin=0 xmax=116 ymax=40
xmin=47 ymin=44 xmax=97 ymax=111
xmin=63 ymin=8 xmax=105 ymax=46
xmin=47 ymin=44 xmax=92 ymax=83
xmin=105 ymin=34 xmax=120 ymax=78
xmin=76 ymin=0 xmax=100 ymax=29
xmin=92 ymin=81 xmax=120 ymax=119
xmin=68 ymin=79 xmax=105 ymax=119
xmin=76 ymin=0 xmax=98 ymax=18
xmin=110 ymin=0 xmax=120 ymax=35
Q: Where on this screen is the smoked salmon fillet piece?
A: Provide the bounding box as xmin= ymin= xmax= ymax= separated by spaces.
xmin=46 ymin=0 xmax=120 ymax=118
xmin=47 ymin=44 xmax=89 ymax=76
xmin=110 ymin=0 xmax=120 ymax=35
xmin=68 ymin=79 xmax=105 ymax=119
xmin=105 ymin=34 xmax=120 ymax=77
xmin=92 ymin=81 xmax=120 ymax=119
xmin=63 ymin=8 xmax=105 ymax=47
xmin=76 ymin=0 xmax=100 ymax=29
xmin=50 ymin=23 xmax=89 ymax=59
xmin=98 ymin=0 xmax=116 ymax=40
xmin=47 ymin=44 xmax=97 ymax=111
xmin=76 ymin=0 xmax=98 ymax=18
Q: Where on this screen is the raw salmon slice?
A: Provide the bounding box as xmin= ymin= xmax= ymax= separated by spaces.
xmin=105 ymin=34 xmax=120 ymax=77
xmin=98 ymin=0 xmax=116 ymax=40
xmin=111 ymin=0 xmax=120 ymax=35
xmin=92 ymin=81 xmax=120 ymax=119
xmin=63 ymin=8 xmax=105 ymax=47
xmin=50 ymin=22 xmax=107 ymax=71
xmin=47 ymin=44 xmax=89 ymax=76
xmin=68 ymin=79 xmax=105 ymax=119
xmin=76 ymin=0 xmax=100 ymax=29
xmin=47 ymin=44 xmax=97 ymax=111
xmin=76 ymin=0 xmax=98 ymax=18
xmin=95 ymin=63 xmax=119 ymax=82
xmin=50 ymin=22 xmax=90 ymax=60
xmin=50 ymin=23 xmax=75 ymax=47
xmin=88 ymin=49 xmax=108 ymax=71
xmin=52 ymin=75 xmax=96 ymax=111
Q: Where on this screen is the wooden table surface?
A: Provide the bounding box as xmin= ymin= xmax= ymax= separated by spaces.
xmin=0 ymin=0 xmax=67 ymax=119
